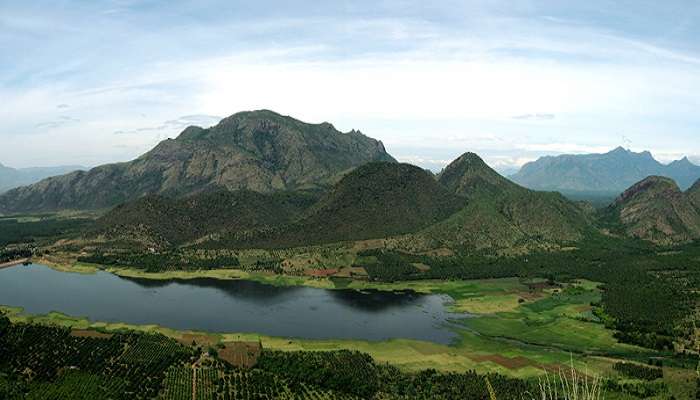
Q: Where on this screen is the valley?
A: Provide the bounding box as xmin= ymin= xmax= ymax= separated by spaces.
xmin=0 ymin=111 xmax=698 ymax=399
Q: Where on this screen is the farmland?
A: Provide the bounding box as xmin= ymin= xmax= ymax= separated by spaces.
xmin=1 ymin=269 xmax=696 ymax=398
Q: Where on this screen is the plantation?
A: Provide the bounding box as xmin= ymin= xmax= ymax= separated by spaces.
xmin=0 ymin=215 xmax=93 ymax=248
xmin=0 ymin=313 xmax=541 ymax=399
xmin=613 ymin=362 xmax=664 ymax=381
xmin=0 ymin=315 xmax=191 ymax=399
xmin=78 ymin=251 xmax=242 ymax=273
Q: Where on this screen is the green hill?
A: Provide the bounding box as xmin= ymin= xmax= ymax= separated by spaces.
xmin=401 ymin=153 xmax=593 ymax=253
xmin=0 ymin=110 xmax=394 ymax=213
xmin=206 ymin=162 xmax=465 ymax=249
xmin=602 ymin=176 xmax=700 ymax=245
xmin=94 ymin=190 xmax=319 ymax=249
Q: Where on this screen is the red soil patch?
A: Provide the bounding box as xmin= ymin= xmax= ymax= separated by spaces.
xmin=219 ymin=342 xmax=262 ymax=368
xmin=179 ymin=334 xmax=218 ymax=348
xmin=334 ymin=266 xmax=368 ymax=278
xmin=70 ymin=329 xmax=113 ymax=339
xmin=351 ymin=239 xmax=387 ymax=252
xmin=470 ymin=354 xmax=534 ymax=370
xmin=305 ymin=268 xmax=339 ymax=277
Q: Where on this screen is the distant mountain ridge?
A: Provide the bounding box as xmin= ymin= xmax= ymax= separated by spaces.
xmin=511 ymin=147 xmax=700 ymax=195
xmin=0 ymin=163 xmax=85 ymax=194
xmin=0 ymin=110 xmax=395 ymax=213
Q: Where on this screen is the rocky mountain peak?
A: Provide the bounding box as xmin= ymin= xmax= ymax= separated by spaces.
xmin=0 ymin=110 xmax=396 ymax=213
xmin=607 ymin=175 xmax=700 ymax=245
xmin=615 ymin=176 xmax=679 ymax=203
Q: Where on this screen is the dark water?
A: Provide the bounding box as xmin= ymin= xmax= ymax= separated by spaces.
xmin=0 ymin=264 xmax=461 ymax=343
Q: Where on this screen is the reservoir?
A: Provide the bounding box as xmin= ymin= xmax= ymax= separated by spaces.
xmin=0 ymin=263 xmax=461 ymax=344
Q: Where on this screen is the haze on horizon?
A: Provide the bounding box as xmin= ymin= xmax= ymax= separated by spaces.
xmin=1 ymin=0 xmax=700 ymax=174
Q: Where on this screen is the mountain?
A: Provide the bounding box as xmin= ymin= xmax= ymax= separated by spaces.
xmin=94 ymin=155 xmax=592 ymax=253
xmin=204 ymin=162 xmax=465 ymax=249
xmin=666 ymin=157 xmax=700 ymax=190
xmin=0 ymin=163 xmax=84 ymax=194
xmin=690 ymin=179 xmax=700 ymax=210
xmin=400 ymin=153 xmax=593 ymax=253
xmin=0 ymin=110 xmax=395 ymax=213
xmin=511 ymin=147 xmax=700 ymax=195
xmin=95 ymin=190 xmax=319 ymax=249
xmin=602 ymin=176 xmax=700 ymax=245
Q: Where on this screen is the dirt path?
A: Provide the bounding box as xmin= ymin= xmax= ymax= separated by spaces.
xmin=192 ymin=366 xmax=197 ymax=400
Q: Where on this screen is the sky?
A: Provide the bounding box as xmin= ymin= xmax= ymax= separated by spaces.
xmin=1 ymin=0 xmax=700 ymax=174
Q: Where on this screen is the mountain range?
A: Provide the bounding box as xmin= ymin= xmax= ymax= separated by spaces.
xmin=0 ymin=110 xmax=393 ymax=213
xmin=0 ymin=164 xmax=85 ymax=194
xmin=511 ymin=147 xmax=700 ymax=195
xmin=2 ymin=110 xmax=699 ymax=250
xmin=94 ymin=151 xmax=593 ymax=254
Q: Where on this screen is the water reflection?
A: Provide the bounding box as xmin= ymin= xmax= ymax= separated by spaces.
xmin=0 ymin=264 xmax=461 ymax=344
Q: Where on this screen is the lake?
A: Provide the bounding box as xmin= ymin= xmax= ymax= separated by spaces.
xmin=0 ymin=264 xmax=462 ymax=344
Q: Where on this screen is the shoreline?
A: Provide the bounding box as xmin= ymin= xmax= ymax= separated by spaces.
xmin=32 ymin=257 xmax=529 ymax=296
xmin=0 ymin=305 xmax=610 ymax=377
xmin=0 ymin=258 xmax=29 ymax=269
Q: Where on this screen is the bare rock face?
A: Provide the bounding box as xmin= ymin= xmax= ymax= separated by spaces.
xmin=689 ymin=179 xmax=700 ymax=210
xmin=0 ymin=110 xmax=395 ymax=213
xmin=607 ymin=176 xmax=700 ymax=244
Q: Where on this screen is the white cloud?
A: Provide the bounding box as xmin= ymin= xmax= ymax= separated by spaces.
xmin=512 ymin=114 xmax=555 ymax=121
xmin=517 ymin=143 xmax=613 ymax=154
xmin=1 ymin=2 xmax=699 ymax=169
xmin=396 ymin=155 xmax=453 ymax=170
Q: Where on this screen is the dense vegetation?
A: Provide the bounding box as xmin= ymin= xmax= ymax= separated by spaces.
xmin=0 ymin=247 xmax=32 ymax=264
xmin=357 ymin=235 xmax=699 ymax=351
xmin=164 ymin=163 xmax=465 ymax=249
xmin=257 ymin=350 xmax=531 ymax=400
xmin=613 ymin=362 xmax=663 ymax=381
xmin=0 ymin=215 xmax=92 ymax=247
xmin=78 ymin=251 xmax=241 ymax=273
xmin=96 ymin=190 xmax=319 ymax=248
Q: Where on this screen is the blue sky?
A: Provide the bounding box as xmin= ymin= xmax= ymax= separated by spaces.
xmin=1 ymin=0 xmax=699 ymax=173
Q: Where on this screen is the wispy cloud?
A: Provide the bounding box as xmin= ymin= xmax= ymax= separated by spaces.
xmin=34 ymin=115 xmax=80 ymax=131
xmin=512 ymin=114 xmax=555 ymax=121
xmin=113 ymin=115 xmax=221 ymax=135
xmin=0 ymin=1 xmax=698 ymax=168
